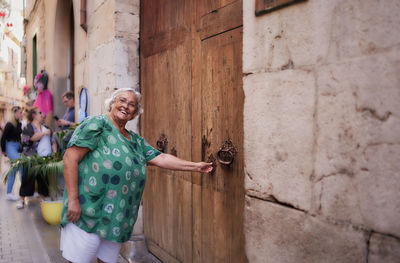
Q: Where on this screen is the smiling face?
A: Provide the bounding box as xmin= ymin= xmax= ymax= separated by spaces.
xmin=110 ymin=91 xmax=138 ymax=123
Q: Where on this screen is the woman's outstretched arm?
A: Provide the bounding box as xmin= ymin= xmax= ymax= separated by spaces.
xmin=148 ymin=153 xmax=213 ymax=173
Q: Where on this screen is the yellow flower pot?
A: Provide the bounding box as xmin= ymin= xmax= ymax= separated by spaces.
xmin=40 ymin=200 xmax=63 ymax=225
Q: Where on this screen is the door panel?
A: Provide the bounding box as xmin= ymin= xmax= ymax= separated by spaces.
xmin=141 ymin=0 xmax=245 ymax=262
xmin=193 ymin=27 xmax=245 ymax=263
xmin=197 ymin=1 xmax=243 ymax=40
xmin=142 ymin=44 xmax=193 ymax=262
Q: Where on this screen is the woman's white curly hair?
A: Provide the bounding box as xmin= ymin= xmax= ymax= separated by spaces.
xmin=104 ymin=88 xmax=143 ymax=119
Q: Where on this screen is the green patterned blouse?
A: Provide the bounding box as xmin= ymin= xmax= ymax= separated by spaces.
xmin=60 ymin=114 xmax=161 ymax=242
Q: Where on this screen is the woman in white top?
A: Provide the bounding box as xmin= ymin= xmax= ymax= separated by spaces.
xmin=17 ymin=107 xmax=52 ymax=209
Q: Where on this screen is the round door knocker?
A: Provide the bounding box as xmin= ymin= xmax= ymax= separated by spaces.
xmin=156 ymin=134 xmax=168 ymax=153
xmin=217 ymin=139 xmax=237 ymax=166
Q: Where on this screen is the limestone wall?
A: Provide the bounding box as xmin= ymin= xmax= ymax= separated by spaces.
xmin=81 ymin=0 xmax=140 ymax=130
xmin=243 ymin=0 xmax=400 ymax=262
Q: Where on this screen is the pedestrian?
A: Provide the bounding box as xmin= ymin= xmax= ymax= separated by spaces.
xmin=56 ymin=91 xmax=75 ymax=130
xmin=17 ymin=107 xmax=52 ymax=209
xmin=60 ymin=88 xmax=213 ymax=263
xmin=1 ymin=106 xmax=23 ymax=201
xmin=52 ymin=91 xmax=75 ymax=153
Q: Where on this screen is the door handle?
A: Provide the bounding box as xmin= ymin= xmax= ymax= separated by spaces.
xmin=217 ymin=139 xmax=237 ymax=166
xmin=156 ymin=133 xmax=168 ymax=153
xmin=206 ymin=153 xmax=217 ymax=174
xmin=201 ymin=135 xmax=210 ymax=161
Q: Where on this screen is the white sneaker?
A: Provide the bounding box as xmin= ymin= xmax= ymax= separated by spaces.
xmin=16 ymin=200 xmax=24 ymax=209
xmin=6 ymin=193 xmax=19 ymax=201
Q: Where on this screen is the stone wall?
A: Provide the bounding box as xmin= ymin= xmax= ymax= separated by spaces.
xmin=79 ymin=0 xmax=140 ymax=130
xmin=243 ymin=0 xmax=400 ymax=262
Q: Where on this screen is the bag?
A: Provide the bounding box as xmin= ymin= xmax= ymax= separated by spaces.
xmin=37 ymin=126 xmax=52 ymax=157
xmin=21 ymin=124 xmax=35 ymax=155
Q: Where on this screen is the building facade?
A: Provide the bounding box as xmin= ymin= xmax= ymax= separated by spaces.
xmin=23 ymin=0 xmax=400 ymax=262
xmin=243 ymin=1 xmax=400 ymax=262
xmin=0 ymin=0 xmax=25 ymax=124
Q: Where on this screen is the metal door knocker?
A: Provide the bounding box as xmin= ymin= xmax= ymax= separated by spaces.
xmin=217 ymin=139 xmax=237 ymax=166
xmin=156 ymin=134 xmax=168 ymax=153
xmin=207 ymin=153 xmax=217 ymax=174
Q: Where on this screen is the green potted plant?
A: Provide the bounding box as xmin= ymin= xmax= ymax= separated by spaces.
xmin=3 ymin=126 xmax=75 ymax=224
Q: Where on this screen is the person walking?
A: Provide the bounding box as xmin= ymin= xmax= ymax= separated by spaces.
xmin=1 ymin=106 xmax=23 ymax=201
xmin=60 ymin=88 xmax=213 ymax=263
xmin=17 ymin=107 xmax=52 ymax=209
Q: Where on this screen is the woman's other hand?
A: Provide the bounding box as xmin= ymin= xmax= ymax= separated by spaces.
xmin=66 ymin=198 xmax=81 ymax=222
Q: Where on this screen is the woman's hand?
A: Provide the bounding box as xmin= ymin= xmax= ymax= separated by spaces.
xmin=195 ymin=162 xmax=214 ymax=173
xmin=66 ymin=198 xmax=81 ymax=222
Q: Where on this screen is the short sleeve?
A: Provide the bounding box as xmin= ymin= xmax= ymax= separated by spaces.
xmin=67 ymin=115 xmax=104 ymax=151
xmin=139 ymin=137 xmax=161 ymax=163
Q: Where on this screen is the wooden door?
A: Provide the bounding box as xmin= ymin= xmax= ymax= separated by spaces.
xmin=141 ymin=1 xmax=245 ymax=262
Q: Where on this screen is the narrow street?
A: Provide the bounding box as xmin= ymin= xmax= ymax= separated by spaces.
xmin=0 ymin=158 xmax=58 ymax=263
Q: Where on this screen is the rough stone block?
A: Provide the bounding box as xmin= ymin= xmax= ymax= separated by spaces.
xmin=314 ymin=48 xmax=400 ymax=236
xmin=244 ymin=0 xmax=313 ymax=72
xmin=88 ymin=41 xmax=116 ymax=97
xmin=73 ymin=61 xmax=87 ymax=92
xmin=316 ymin=144 xmax=400 ymax=237
xmin=88 ymin=0 xmax=115 ymax=49
xmin=116 ymin=12 xmax=139 ymax=39
xmin=244 ymin=70 xmax=315 ymax=211
xmin=315 ymin=48 xmax=400 ymax=177
xmin=243 ymin=0 xmax=400 ymax=73
xmin=324 ymin=0 xmax=400 ymax=64
xmin=115 ymin=39 xmax=140 ymax=89
xmin=244 ymin=196 xmax=366 ymax=263
xmin=115 ymin=0 xmax=139 ymax=14
xmin=369 ymin=233 xmax=400 ymax=263
xmin=88 ymin=0 xmax=109 ymax=13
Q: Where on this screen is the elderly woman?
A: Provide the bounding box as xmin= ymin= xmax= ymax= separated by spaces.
xmin=60 ymin=88 xmax=213 ymax=263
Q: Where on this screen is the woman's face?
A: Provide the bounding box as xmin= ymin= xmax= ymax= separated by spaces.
xmin=34 ymin=110 xmax=43 ymax=122
xmin=110 ymin=91 xmax=138 ymax=122
xmin=14 ymin=109 xmax=23 ymax=121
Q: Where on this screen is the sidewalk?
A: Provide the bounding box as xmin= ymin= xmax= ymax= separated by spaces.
xmin=0 ymin=183 xmax=54 ymax=263
xmin=0 ymin=157 xmax=160 ymax=263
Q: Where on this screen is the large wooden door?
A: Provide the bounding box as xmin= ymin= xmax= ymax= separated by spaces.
xmin=141 ymin=1 xmax=245 ymax=262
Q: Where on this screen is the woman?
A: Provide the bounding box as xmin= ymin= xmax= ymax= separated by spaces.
xmin=17 ymin=108 xmax=52 ymax=209
xmin=1 ymin=106 xmax=23 ymax=201
xmin=60 ymin=88 xmax=213 ymax=263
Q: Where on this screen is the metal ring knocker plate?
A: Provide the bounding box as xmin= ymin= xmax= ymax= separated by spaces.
xmin=217 ymin=139 xmax=237 ymax=166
